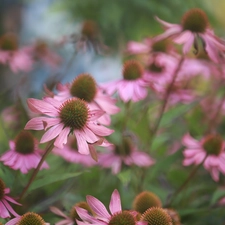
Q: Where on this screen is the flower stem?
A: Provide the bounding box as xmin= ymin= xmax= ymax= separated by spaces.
xmin=166 ymin=154 xmax=208 ymax=207
xmin=149 ymin=56 xmax=185 ymax=148
xmin=19 ymin=141 xmax=54 ymax=200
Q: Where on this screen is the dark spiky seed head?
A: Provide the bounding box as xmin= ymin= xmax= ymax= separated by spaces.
xmin=133 ymin=191 xmax=162 ymax=214
xmin=17 ymin=212 xmax=46 ymax=225
xmin=15 ymin=131 xmax=35 ymax=154
xmin=109 ymin=211 xmax=136 ymax=225
xmin=182 ymin=8 xmax=209 ymax=33
xmin=141 ymin=207 xmax=172 ymax=225
xmin=70 ymin=74 xmax=97 ymax=103
xmin=123 ymin=60 xmax=143 ymax=80
xmin=202 ymin=134 xmax=223 ymax=156
xmin=60 ymin=99 xmax=88 ymax=130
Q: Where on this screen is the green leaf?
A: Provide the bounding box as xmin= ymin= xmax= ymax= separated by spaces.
xmin=28 ymin=172 xmax=82 ymax=192
xmin=210 ymin=189 xmax=225 ymax=206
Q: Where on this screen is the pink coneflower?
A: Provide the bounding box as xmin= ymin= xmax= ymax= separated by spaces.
xmin=0 ymin=178 xmax=21 ymax=218
xmin=0 ymin=131 xmax=49 ymax=174
xmin=0 ymin=33 xmax=33 ymax=73
xmin=50 ymin=201 xmax=93 ymax=225
xmin=52 ymin=135 xmax=110 ymax=165
xmin=102 ymin=60 xmax=148 ymax=102
xmin=5 ymin=212 xmax=50 ymax=225
xmin=75 ymin=189 xmax=147 ymax=225
xmin=154 ymin=8 xmax=225 ymax=63
xmin=182 ymin=133 xmax=225 ymax=181
xmin=28 ymin=39 xmax=62 ymax=69
xmin=54 ymin=73 xmax=120 ymax=125
xmin=98 ymin=138 xmax=155 ymax=174
xmin=24 ymin=97 xmax=114 ymax=154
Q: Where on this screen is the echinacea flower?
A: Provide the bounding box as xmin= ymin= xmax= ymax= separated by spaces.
xmin=54 ymin=73 xmax=120 ymax=125
xmin=182 ymin=133 xmax=225 ymax=181
xmin=50 ymin=201 xmax=93 ymax=225
xmin=25 ymin=97 xmax=114 ymax=154
xmin=98 ymin=138 xmax=155 ymax=174
xmin=140 ymin=207 xmax=172 ymax=225
xmin=101 ymin=60 xmax=148 ymax=102
xmin=52 ymin=135 xmax=109 ymax=165
xmin=5 ymin=212 xmax=50 ymax=225
xmin=0 ymin=178 xmax=21 ymax=218
xmin=0 ymin=33 xmax=33 ymax=73
xmin=75 ymin=189 xmax=147 ymax=225
xmin=132 ymin=191 xmax=162 ymax=214
xmin=0 ymin=131 xmax=49 ymax=174
xmin=154 ymin=8 xmax=225 ymax=63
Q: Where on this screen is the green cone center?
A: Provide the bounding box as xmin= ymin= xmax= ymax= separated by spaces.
xmin=182 ymin=8 xmax=208 ymax=33
xmin=133 ymin=191 xmax=162 ymax=214
xmin=70 ymin=74 xmax=97 ymax=103
xmin=141 ymin=207 xmax=172 ymax=225
xmin=60 ymin=99 xmax=88 ymax=130
xmin=15 ymin=131 xmax=35 ymax=154
xmin=202 ymin=134 xmax=223 ymax=156
xmin=109 ymin=211 xmax=135 ymax=225
xmin=17 ymin=212 xmax=46 ymax=225
xmin=123 ymin=60 xmax=143 ymax=80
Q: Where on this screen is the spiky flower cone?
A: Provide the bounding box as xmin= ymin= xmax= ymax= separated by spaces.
xmin=16 ymin=212 xmax=46 ymax=225
xmin=141 ymin=207 xmax=172 ymax=225
xmin=133 ymin=191 xmax=162 ymax=214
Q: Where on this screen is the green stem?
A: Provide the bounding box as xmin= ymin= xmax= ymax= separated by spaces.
xmin=19 ymin=141 xmax=54 ymax=200
xmin=166 ymin=154 xmax=208 ymax=207
xmin=149 ymin=56 xmax=185 ymax=149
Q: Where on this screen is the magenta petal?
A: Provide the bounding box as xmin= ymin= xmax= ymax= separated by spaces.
xmin=182 ymin=133 xmax=200 ymax=148
xmin=109 ymin=189 xmax=122 ymax=215
xmin=86 ymin=196 xmax=110 ymax=221
xmin=27 ymin=98 xmax=59 ymax=116
xmin=5 ymin=217 xmax=21 ymax=225
xmin=24 ymin=117 xmax=47 ymax=130
xmin=87 ymin=123 xmax=114 ymax=136
xmin=0 ymin=201 xmax=10 ymax=218
xmin=75 ymin=130 xmax=89 ymax=155
xmin=54 ymin=127 xmax=70 ymax=149
xmin=40 ymin=123 xmax=64 ymax=143
xmin=2 ymin=199 xmax=20 ymax=217
xmin=89 ymin=110 xmax=105 ymax=121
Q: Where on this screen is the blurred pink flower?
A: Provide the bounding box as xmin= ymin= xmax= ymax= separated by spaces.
xmin=182 ymin=133 xmax=225 ymax=181
xmin=50 ymin=206 xmax=74 ymax=225
xmin=25 ymin=97 xmax=114 ymax=154
xmin=98 ymin=141 xmax=155 ymax=174
xmin=101 ymin=60 xmax=148 ymax=102
xmin=0 ymin=131 xmax=49 ymax=174
xmin=0 ymin=179 xmax=21 ymax=219
xmin=154 ymin=8 xmax=225 ymax=63
xmin=76 ymin=189 xmax=146 ymax=225
xmin=54 ymin=74 xmax=120 ymax=126
xmin=52 ymin=135 xmax=111 ymax=165
xmin=126 ymin=38 xmax=151 ymax=54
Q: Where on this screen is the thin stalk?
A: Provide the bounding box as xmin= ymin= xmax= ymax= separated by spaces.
xmin=19 ymin=141 xmax=54 ymax=200
xmin=149 ymin=56 xmax=185 ymax=148
xmin=166 ymin=154 xmax=208 ymax=207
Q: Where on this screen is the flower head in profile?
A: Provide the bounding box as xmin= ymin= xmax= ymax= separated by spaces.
xmin=182 ymin=133 xmax=225 ymax=181
xmin=25 ymin=97 xmax=114 ymax=155
xmin=54 ymin=73 xmax=120 ymax=125
xmin=0 ymin=33 xmax=33 ymax=73
xmin=0 ymin=131 xmax=49 ymax=174
xmin=50 ymin=201 xmax=93 ymax=225
xmin=0 ymin=178 xmax=21 ymax=218
xmin=5 ymin=212 xmax=50 ymax=225
xmin=102 ymin=60 xmax=148 ymax=102
xmin=52 ymin=135 xmax=110 ymax=165
xmin=98 ymin=137 xmax=155 ymax=174
xmin=154 ymin=8 xmax=225 ymax=62
xmin=75 ymin=189 xmax=147 ymax=225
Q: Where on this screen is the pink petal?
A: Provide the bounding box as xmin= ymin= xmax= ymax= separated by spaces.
xmin=182 ymin=133 xmax=201 ymax=148
xmin=5 ymin=217 xmax=21 ymax=225
xmin=54 ymin=127 xmax=70 ymax=149
xmin=87 ymin=123 xmax=114 ymax=136
xmin=40 ymin=123 xmax=64 ymax=143
xmin=24 ymin=117 xmax=47 ymax=130
xmin=86 ymin=196 xmax=110 ymax=221
xmin=75 ymin=130 xmax=89 ymax=155
xmin=109 ymin=189 xmax=122 ymax=214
